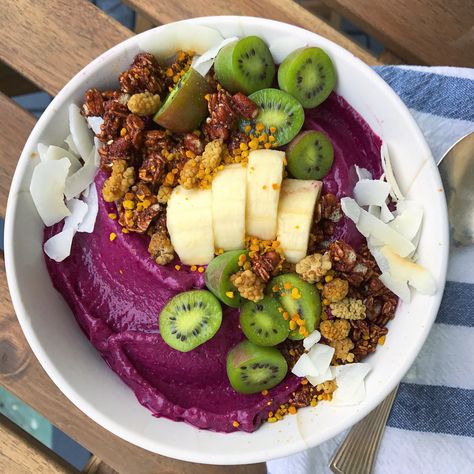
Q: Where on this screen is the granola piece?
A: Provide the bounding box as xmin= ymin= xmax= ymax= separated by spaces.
xmin=330 ymin=298 xmax=366 ymax=320
xmin=279 ymin=339 xmax=305 ymax=371
xmin=98 ymin=137 xmax=134 ymax=169
xmin=231 ymin=92 xmax=259 ymax=119
xmin=251 ymin=250 xmax=281 ymax=282
xmin=127 ymin=91 xmax=161 ymax=116
xmin=316 ymin=380 xmax=337 ymax=394
xmin=102 ymin=159 xmax=135 ymax=202
xmin=182 ymin=132 xmax=204 ymax=155
xmin=352 ymin=323 xmax=388 ymax=361
xmin=322 ymin=278 xmax=349 ymax=303
xmin=157 ymin=185 xmax=173 ymax=204
xmin=287 ymin=383 xmax=312 ymax=408
xmin=329 ymin=240 xmax=357 ymax=272
xmin=148 ymin=227 xmax=174 ymax=265
xmin=295 ymin=252 xmax=332 ymax=283
xmin=319 ymin=193 xmax=342 ymax=222
xmin=329 ymin=337 xmax=355 ymax=363
xmin=203 ymin=90 xmax=237 ymax=141
xmin=119 ymin=53 xmax=164 ymax=95
xmin=319 ymin=319 xmax=351 ymax=341
xmin=124 ymin=114 xmax=145 ymax=149
xmin=83 ymin=88 xmax=104 ymax=116
xmin=230 ymin=269 xmax=265 ymax=302
xmin=144 ymin=130 xmax=173 ymax=153
xmin=99 ymin=101 xmax=129 ymax=142
xmin=344 ymin=258 xmax=373 ymax=287
xmin=139 ymin=152 xmax=167 ymax=186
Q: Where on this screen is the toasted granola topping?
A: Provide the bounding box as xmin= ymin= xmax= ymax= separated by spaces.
xmin=127 ymin=91 xmax=161 ymax=116
xmin=322 ymin=277 xmax=349 ymax=303
xmin=102 ymin=159 xmax=135 ymax=202
xmin=148 ymin=227 xmax=174 ymax=265
xmin=230 ymin=269 xmax=265 ymax=302
xmin=320 ymin=319 xmax=351 ymax=341
xmin=329 ymin=337 xmax=355 ymax=363
xmin=295 ymin=252 xmax=332 ymax=283
xmin=119 ymin=53 xmax=164 ymax=95
xmin=83 ymin=88 xmax=104 ymax=116
xmin=330 ymin=298 xmax=366 ymax=320
xmin=157 ymin=185 xmax=173 ymax=204
xmin=329 ymin=240 xmax=357 ymax=272
xmin=251 ymin=250 xmax=282 ymax=282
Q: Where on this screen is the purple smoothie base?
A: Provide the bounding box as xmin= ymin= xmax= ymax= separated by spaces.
xmin=44 ymin=92 xmax=382 ymax=433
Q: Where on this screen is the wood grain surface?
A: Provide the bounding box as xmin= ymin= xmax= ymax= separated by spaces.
xmin=0 ymin=0 xmax=132 ymax=96
xmin=124 ymin=0 xmax=380 ymax=65
xmin=324 ymin=0 xmax=474 ymax=66
xmin=0 ymin=413 xmax=78 ymax=474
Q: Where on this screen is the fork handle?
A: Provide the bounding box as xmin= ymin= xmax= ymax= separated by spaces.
xmin=330 ymin=386 xmax=399 ymax=474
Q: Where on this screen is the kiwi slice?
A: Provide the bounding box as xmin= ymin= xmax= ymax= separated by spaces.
xmin=269 ymin=274 xmax=321 ymax=340
xmin=214 ymin=36 xmax=275 ymax=95
xmin=278 ymin=47 xmax=336 ymax=109
xmin=159 ymin=290 xmax=222 ymax=352
xmin=287 ymin=130 xmax=334 ymax=179
xmin=153 ymin=68 xmax=211 ymax=133
xmin=240 ymin=295 xmax=290 ymax=347
xmin=205 ymin=250 xmax=248 ymax=308
xmin=226 ymin=340 xmax=288 ymax=394
xmin=240 ymin=88 xmax=304 ymax=146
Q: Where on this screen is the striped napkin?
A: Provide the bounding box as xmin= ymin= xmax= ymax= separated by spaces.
xmin=268 ymin=66 xmax=474 ymax=474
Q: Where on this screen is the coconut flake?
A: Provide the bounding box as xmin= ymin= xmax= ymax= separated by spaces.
xmin=138 ymin=24 xmax=224 ymax=61
xmin=44 ymin=145 xmax=82 ymax=175
xmin=43 ymin=199 xmax=88 ymax=262
xmin=307 ymin=367 xmax=335 ymax=386
xmin=291 ymin=353 xmax=319 ymax=377
xmin=78 ymin=184 xmax=98 ymax=233
xmin=355 ymin=165 xmax=372 ymax=181
xmin=380 ymin=246 xmax=436 ymax=295
xmin=303 ymin=329 xmax=321 ymax=350
xmin=64 ymin=134 xmax=80 ymax=156
xmin=389 ymin=205 xmax=423 ymax=242
xmin=307 ymin=343 xmax=335 ymax=375
xmin=30 ymin=158 xmax=71 ymax=226
xmin=269 ymin=37 xmax=307 ymax=64
xmin=192 ymin=37 xmax=238 ymax=76
xmin=69 ymin=103 xmax=93 ymax=160
xmin=379 ymin=271 xmax=411 ymax=302
xmin=332 ymin=363 xmax=371 ymax=406
xmin=381 ymin=142 xmax=404 ymax=201
xmin=86 ymin=116 xmax=104 ymax=135
xmin=354 ymin=179 xmax=391 ymax=207
xmin=342 ymin=198 xmax=415 ymax=257
xmin=380 ymin=203 xmax=394 ymax=223
xmin=64 ymin=147 xmax=98 ymax=200
xmin=37 ymin=143 xmax=48 ymax=161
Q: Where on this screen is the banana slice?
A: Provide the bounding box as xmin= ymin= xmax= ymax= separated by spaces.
xmin=167 ymin=186 xmax=214 ymax=265
xmin=246 ymin=149 xmax=285 ymax=240
xmin=212 ymin=164 xmax=247 ymax=250
xmin=277 ymin=178 xmax=322 ymax=263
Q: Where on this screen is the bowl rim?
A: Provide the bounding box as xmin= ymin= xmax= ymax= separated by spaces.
xmin=4 ymin=15 xmax=449 ymax=465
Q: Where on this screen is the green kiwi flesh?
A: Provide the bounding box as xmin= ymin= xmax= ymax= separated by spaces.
xmin=287 ymin=130 xmax=334 ymax=179
xmin=240 ymin=88 xmax=304 ymax=146
xmin=278 ymin=47 xmax=336 ymax=109
xmin=159 ymin=290 xmax=222 ymax=352
xmin=214 ymin=36 xmax=275 ymax=95
xmin=226 ymin=340 xmax=288 ymax=394
xmin=240 ymin=295 xmax=290 ymax=346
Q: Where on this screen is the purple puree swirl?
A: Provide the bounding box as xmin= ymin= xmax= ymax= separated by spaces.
xmin=44 ymin=92 xmax=382 ymax=433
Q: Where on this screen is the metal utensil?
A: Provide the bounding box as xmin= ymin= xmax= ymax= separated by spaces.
xmin=330 ymin=131 xmax=474 ymax=474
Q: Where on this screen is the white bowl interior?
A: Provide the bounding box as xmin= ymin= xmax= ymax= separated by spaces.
xmin=5 ymin=16 xmax=448 ymax=465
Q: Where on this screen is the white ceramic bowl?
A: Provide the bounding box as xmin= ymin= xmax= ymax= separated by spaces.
xmin=5 ymin=16 xmax=448 ymax=465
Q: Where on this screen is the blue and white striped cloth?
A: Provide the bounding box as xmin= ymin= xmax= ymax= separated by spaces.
xmin=269 ymin=66 xmax=474 ymax=474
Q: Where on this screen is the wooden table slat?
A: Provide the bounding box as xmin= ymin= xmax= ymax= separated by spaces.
xmin=0 ymin=0 xmax=133 ymax=96
xmin=0 ymin=413 xmax=79 ymax=474
xmin=124 ymin=0 xmax=380 ymax=65
xmin=324 ymin=0 xmax=474 ymax=66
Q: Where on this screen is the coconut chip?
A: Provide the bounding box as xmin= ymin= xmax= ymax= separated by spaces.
xmin=44 ymin=145 xmax=82 ymax=175
xmin=354 ymin=179 xmax=391 ymax=207
xmin=64 ymin=147 xmax=98 ymax=200
xmin=78 ymin=184 xmax=98 ymax=233
xmin=69 ymin=103 xmax=93 ymax=160
xmin=303 ymin=329 xmax=321 ymax=350
xmin=64 ymin=134 xmax=80 ymax=156
xmin=30 ymin=158 xmax=71 ymax=226
xmin=37 ymin=143 xmax=48 ymax=161
xmin=331 ymin=363 xmax=371 ymax=406
xmin=381 ymin=142 xmax=404 ymax=201
xmin=291 ymin=343 xmax=334 ymax=380
xmin=86 ymin=116 xmax=104 ymax=135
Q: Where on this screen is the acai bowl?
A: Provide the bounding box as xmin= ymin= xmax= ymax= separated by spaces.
xmin=5 ymin=16 xmax=448 ymax=464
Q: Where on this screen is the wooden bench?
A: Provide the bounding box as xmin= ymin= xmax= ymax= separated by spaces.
xmin=0 ymin=0 xmax=472 ymax=472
